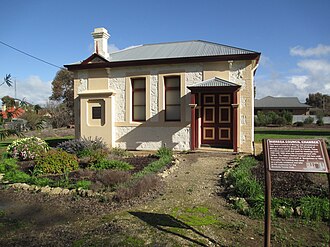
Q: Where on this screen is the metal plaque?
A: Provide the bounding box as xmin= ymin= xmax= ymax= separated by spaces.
xmin=264 ymin=139 xmax=329 ymax=173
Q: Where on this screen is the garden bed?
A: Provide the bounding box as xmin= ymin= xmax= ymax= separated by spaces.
xmin=1 ymin=136 xmax=174 ymax=203
xmin=221 ymin=156 xmax=329 ymax=221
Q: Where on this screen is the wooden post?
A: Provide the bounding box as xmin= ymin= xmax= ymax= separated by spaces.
xmin=263 ymin=139 xmax=272 ymax=247
xmin=190 ymin=94 xmax=196 ymax=150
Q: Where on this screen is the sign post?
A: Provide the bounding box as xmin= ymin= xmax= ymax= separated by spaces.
xmin=262 ymin=139 xmax=330 ymax=247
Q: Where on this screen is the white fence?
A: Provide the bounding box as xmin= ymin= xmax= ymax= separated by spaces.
xmin=293 ymin=115 xmax=330 ymax=124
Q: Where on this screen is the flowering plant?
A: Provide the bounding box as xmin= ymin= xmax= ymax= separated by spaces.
xmin=7 ymin=136 xmax=50 ymax=161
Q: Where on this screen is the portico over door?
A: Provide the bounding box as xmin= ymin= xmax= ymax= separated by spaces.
xmin=188 ymin=77 xmax=240 ymax=151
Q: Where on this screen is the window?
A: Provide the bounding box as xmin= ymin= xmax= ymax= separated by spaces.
xmin=165 ymin=76 xmax=180 ymax=121
xmin=132 ymin=78 xmax=146 ymax=121
xmin=92 ymin=106 xmax=102 ymax=119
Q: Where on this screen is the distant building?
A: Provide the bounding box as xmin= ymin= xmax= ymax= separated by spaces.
xmin=65 ymin=27 xmax=261 ymax=153
xmin=254 ymin=96 xmax=311 ymax=115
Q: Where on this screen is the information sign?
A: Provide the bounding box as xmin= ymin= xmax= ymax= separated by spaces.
xmin=265 ymin=139 xmax=329 ymax=173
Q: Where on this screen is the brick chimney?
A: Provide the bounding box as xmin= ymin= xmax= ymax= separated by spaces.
xmin=91 ymin=27 xmax=110 ymax=59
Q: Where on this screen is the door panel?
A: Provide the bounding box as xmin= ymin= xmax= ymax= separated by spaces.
xmin=201 ymin=93 xmax=233 ymax=148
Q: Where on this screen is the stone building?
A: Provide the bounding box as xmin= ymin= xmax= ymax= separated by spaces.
xmin=65 ymin=27 xmax=261 ymax=153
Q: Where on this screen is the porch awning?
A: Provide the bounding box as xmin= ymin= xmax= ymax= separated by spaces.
xmin=187 ymin=77 xmax=240 ymax=93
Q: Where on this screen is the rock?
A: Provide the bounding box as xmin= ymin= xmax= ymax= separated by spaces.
xmin=49 ymin=187 xmax=63 ymax=195
xmin=40 ymin=186 xmax=52 ymax=193
xmin=296 ymin=206 xmax=302 ymax=216
xmin=86 ymin=190 xmax=94 ymax=197
xmin=0 ymin=173 xmax=4 ymax=181
xmin=60 ymin=189 xmax=71 ymax=195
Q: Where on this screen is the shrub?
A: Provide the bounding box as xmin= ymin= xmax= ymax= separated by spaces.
xmin=316 ymin=119 xmax=324 ymax=126
xmin=7 ymin=137 xmax=50 ymax=161
xmin=281 ymin=110 xmax=293 ymax=125
xmin=0 ymin=158 xmax=18 ymax=173
xmin=226 ymin=156 xmax=263 ymax=199
xmin=155 ymin=146 xmax=173 ymax=158
xmin=110 ymin=147 xmax=132 ymax=157
xmin=28 ymin=176 xmax=53 ymax=187
xmin=275 ymin=116 xmax=286 ymax=126
xmin=91 ymin=159 xmax=133 ymax=171
xmin=96 ymin=170 xmax=131 ymax=188
xmin=79 ymin=149 xmax=109 ymax=165
xmin=300 ymin=196 xmax=329 ymax=221
xmin=75 ymin=180 xmax=92 ymax=190
xmin=4 ymin=170 xmax=31 ymax=183
xmin=304 ymin=116 xmax=314 ymax=124
xmin=57 ymin=136 xmax=108 ymax=157
xmin=34 ymin=149 xmax=79 ymax=175
xmin=293 ymin=121 xmax=304 ymax=127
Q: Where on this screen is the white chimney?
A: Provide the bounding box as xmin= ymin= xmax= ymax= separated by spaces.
xmin=91 ymin=27 xmax=110 ymax=59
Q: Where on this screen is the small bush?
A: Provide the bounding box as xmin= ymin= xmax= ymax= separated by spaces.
xmin=155 ymin=146 xmax=173 ymax=158
xmin=316 ymin=119 xmax=324 ymax=126
xmin=293 ymin=121 xmax=304 ymax=127
xmin=110 ymin=147 xmax=132 ymax=157
xmin=4 ymin=170 xmax=31 ymax=183
xmin=304 ymin=116 xmax=314 ymax=124
xmin=29 ymin=176 xmax=53 ymax=187
xmin=226 ymin=156 xmax=263 ymax=199
xmin=79 ymin=149 xmax=109 ymax=165
xmin=91 ymin=159 xmax=133 ymax=171
xmin=282 ymin=110 xmax=293 ymax=124
xmin=300 ymin=196 xmax=329 ymax=221
xmin=96 ymin=170 xmax=131 ymax=188
xmin=275 ymin=116 xmax=286 ymax=126
xmin=7 ymin=137 xmax=50 ymax=161
xmin=34 ymin=149 xmax=79 ymax=175
xmin=75 ymin=180 xmax=92 ymax=190
xmin=0 ymin=158 xmax=18 ymax=173
xmin=57 ymin=136 xmax=108 ymax=157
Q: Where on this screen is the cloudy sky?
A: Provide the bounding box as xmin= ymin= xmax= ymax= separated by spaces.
xmin=0 ymin=0 xmax=329 ymax=105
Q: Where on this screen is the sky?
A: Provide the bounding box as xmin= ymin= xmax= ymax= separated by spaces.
xmin=0 ymin=0 xmax=329 ymax=106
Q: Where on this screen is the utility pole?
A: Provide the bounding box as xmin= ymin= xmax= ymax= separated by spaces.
xmin=14 ymin=78 xmax=17 ymax=99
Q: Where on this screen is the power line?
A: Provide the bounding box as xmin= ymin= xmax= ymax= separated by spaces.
xmin=0 ymin=40 xmax=65 ymax=70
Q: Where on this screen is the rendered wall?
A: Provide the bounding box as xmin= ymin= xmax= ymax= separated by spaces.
xmin=229 ymin=60 xmax=254 ymax=153
xmin=73 ymin=60 xmax=255 ymax=153
xmin=109 ymin=63 xmax=203 ymax=150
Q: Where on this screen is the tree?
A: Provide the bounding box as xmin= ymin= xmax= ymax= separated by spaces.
xmin=306 ymin=92 xmax=330 ymax=116
xmin=0 ymin=74 xmax=13 ymax=87
xmin=49 ymin=69 xmax=74 ymax=121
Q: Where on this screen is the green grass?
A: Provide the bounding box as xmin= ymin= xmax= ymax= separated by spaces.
xmin=254 ymin=128 xmax=330 ymax=143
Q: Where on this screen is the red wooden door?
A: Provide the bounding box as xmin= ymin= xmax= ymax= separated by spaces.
xmin=201 ymin=93 xmax=233 ymax=148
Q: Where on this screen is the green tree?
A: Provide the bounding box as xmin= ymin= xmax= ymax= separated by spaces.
xmin=49 ymin=69 xmax=74 ymax=121
xmin=306 ymin=92 xmax=330 ymax=116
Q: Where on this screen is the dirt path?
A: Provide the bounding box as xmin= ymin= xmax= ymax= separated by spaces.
xmin=103 ymin=152 xmax=264 ymax=246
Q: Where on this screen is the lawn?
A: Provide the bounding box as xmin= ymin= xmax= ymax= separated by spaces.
xmin=254 ymin=127 xmax=330 ymax=143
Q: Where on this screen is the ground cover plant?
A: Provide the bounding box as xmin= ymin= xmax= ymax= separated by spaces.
xmin=0 ymin=135 xmax=173 ymax=202
xmin=222 ymin=156 xmax=329 ymax=221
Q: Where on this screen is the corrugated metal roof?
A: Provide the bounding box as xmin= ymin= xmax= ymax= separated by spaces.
xmin=188 ymin=77 xmax=239 ymax=88
xmin=255 ymin=96 xmax=311 ymax=108
xmin=109 ymin=40 xmax=259 ymax=62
